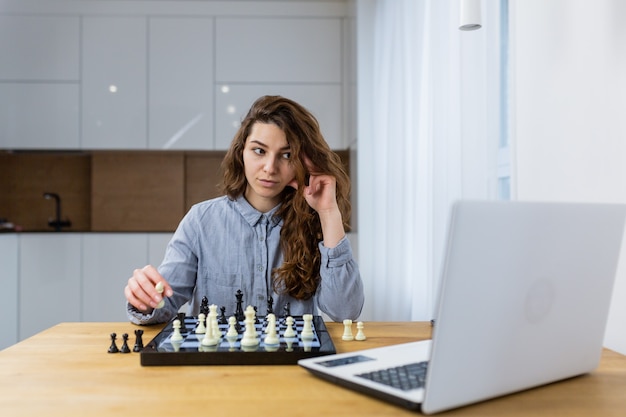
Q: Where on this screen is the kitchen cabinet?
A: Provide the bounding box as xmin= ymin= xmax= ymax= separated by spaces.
xmin=148 ymin=17 xmax=214 ymax=150
xmin=215 ymin=17 xmax=341 ymax=83
xmin=0 ymin=15 xmax=79 ymax=81
xmin=215 ymin=84 xmax=343 ymax=150
xmin=0 ymin=15 xmax=80 ymax=149
xmin=82 ymin=233 xmax=172 ymax=322
xmin=0 ymin=235 xmax=18 ymax=350
xmin=81 ymin=16 xmax=147 ymax=149
xmin=0 ymin=83 xmax=80 ymax=149
xmin=18 ymin=234 xmax=82 ymax=340
xmin=82 ymin=234 xmax=149 ymax=322
xmin=214 ymin=17 xmax=345 ymax=149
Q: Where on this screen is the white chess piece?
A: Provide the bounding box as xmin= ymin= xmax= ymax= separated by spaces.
xmin=240 ymin=306 xmax=259 ymax=347
xmin=342 ymin=319 xmax=354 ymax=341
xmin=283 ymin=316 xmax=296 ymax=338
xmin=171 ymin=318 xmax=183 ymax=342
xmin=195 ymin=313 xmax=206 ymax=334
xmin=155 ymin=281 xmax=165 ymax=309
xmin=263 ymin=314 xmax=279 ymax=345
xmin=226 ymin=316 xmax=238 ymax=338
xmin=300 ymin=314 xmax=314 ymax=340
xmin=355 ymin=321 xmax=366 ymax=341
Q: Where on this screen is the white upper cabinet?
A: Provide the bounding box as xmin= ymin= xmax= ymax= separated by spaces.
xmin=215 ymin=17 xmax=342 ymax=83
xmin=0 ymin=15 xmax=79 ymax=81
xmin=0 ymin=83 xmax=80 ymax=148
xmin=81 ymin=17 xmax=147 ymax=149
xmin=0 ymin=15 xmax=80 ymax=149
xmin=215 ymin=84 xmax=342 ymax=149
xmin=148 ymin=17 xmax=215 ymax=150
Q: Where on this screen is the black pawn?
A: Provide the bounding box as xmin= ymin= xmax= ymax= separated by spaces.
xmin=218 ymin=306 xmax=228 ymax=324
xmin=133 ymin=329 xmax=144 ymax=352
xmin=200 ymin=296 xmax=209 ymax=316
xmin=108 ymin=332 xmax=119 ymax=353
xmin=283 ymin=302 xmax=291 ymax=318
xmin=120 ymin=333 xmax=131 ymax=353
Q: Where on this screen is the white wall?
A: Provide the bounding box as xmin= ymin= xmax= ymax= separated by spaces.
xmin=511 ymin=0 xmax=626 ymax=353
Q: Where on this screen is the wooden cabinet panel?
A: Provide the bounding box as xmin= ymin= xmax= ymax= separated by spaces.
xmin=91 ymin=152 xmax=185 ymax=231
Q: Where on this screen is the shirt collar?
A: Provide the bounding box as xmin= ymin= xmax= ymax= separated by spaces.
xmin=234 ymin=195 xmax=282 ymax=227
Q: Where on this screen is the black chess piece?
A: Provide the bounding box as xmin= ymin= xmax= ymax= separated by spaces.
xmin=267 ymin=295 xmax=274 ymax=315
xmin=218 ymin=306 xmax=228 ymax=324
xmin=133 ymin=329 xmax=144 ymax=352
xmin=177 ymin=312 xmax=187 ymax=334
xmin=283 ymin=302 xmax=291 ymax=318
xmin=120 ymin=333 xmax=131 ymax=353
xmin=235 ymin=289 xmax=245 ymax=321
xmin=200 ymin=296 xmax=209 ymax=316
xmin=108 ymin=332 xmax=119 ymax=353
xmin=253 ymin=306 xmax=260 ymax=324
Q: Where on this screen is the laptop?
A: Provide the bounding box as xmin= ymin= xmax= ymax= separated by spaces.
xmin=299 ymin=200 xmax=626 ymax=414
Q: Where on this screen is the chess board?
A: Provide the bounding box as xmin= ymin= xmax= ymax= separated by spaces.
xmin=140 ymin=315 xmax=336 ymax=366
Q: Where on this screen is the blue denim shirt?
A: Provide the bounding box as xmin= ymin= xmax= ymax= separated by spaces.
xmin=127 ymin=195 xmax=364 ymax=324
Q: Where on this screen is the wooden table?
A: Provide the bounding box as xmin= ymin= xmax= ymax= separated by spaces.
xmin=1 ymin=321 xmax=626 ymax=416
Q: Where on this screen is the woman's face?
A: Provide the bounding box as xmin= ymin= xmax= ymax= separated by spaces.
xmin=243 ymin=122 xmax=297 ymax=212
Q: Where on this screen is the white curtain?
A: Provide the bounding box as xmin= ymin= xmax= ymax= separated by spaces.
xmin=356 ymin=0 xmax=503 ymax=321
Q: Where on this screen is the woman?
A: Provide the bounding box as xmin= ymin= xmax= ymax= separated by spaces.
xmin=125 ymin=95 xmax=364 ymax=324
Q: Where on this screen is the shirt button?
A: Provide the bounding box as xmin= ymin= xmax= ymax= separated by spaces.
xmin=259 ymin=235 xmax=264 ymax=242
xmin=258 ymin=265 xmax=264 ymax=272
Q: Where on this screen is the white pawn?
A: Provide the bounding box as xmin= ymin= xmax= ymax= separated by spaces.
xmin=355 ymin=321 xmax=366 ymax=341
xmin=155 ymin=281 xmax=165 ymax=309
xmin=226 ymin=316 xmax=238 ymax=338
xmin=283 ymin=316 xmax=296 ymax=338
xmin=195 ymin=313 xmax=206 ymax=334
xmin=300 ymin=314 xmax=314 ymax=340
xmin=342 ymin=319 xmax=354 ymax=341
xmin=263 ymin=314 xmax=279 ymax=345
xmin=171 ymin=319 xmax=183 ymax=342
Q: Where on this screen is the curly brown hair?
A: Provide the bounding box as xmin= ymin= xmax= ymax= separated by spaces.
xmin=220 ymin=95 xmax=351 ymax=300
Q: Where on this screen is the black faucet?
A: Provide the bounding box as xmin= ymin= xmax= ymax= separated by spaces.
xmin=43 ymin=192 xmax=71 ymax=232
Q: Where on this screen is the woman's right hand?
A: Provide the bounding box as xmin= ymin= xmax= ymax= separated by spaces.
xmin=124 ymin=265 xmax=173 ymax=313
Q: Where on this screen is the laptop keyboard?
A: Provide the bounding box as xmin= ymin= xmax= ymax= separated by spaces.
xmin=356 ymin=361 xmax=429 ymax=391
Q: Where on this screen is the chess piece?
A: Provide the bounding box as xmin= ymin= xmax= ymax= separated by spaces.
xmin=218 ymin=306 xmax=228 ymax=324
xmin=283 ymin=316 xmax=296 ymax=338
xmin=342 ymin=319 xmax=354 ymax=341
xmin=133 ymin=329 xmax=144 ymax=352
xmin=263 ymin=314 xmax=279 ymax=345
xmin=171 ymin=319 xmax=183 ymax=342
xmin=283 ymin=302 xmax=291 ymax=318
xmin=155 ymin=282 xmax=165 ymax=309
xmin=235 ymin=290 xmax=245 ymax=321
xmin=177 ymin=312 xmax=187 ymax=333
xmin=196 ymin=313 xmax=206 ymax=334
xmin=355 ymin=321 xmax=366 ymax=341
xmin=120 ymin=333 xmax=131 ymax=353
xmin=226 ymin=316 xmax=239 ymax=338
xmin=267 ymin=296 xmax=274 ymax=315
xmin=201 ymin=305 xmax=220 ymax=346
xmin=108 ymin=332 xmax=119 ymax=353
xmin=200 ymin=296 xmax=209 ymax=316
xmin=240 ymin=306 xmax=259 ymax=347
xmin=301 ymin=314 xmax=314 ymax=340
